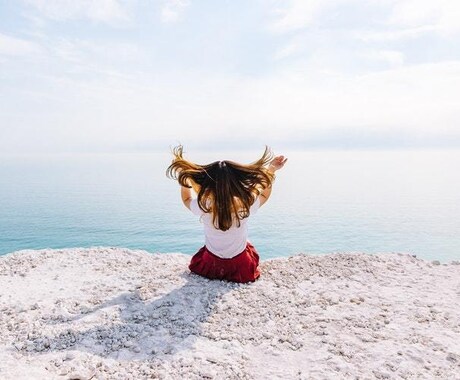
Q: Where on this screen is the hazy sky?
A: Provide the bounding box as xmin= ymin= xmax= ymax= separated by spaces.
xmin=1 ymin=0 xmax=460 ymax=154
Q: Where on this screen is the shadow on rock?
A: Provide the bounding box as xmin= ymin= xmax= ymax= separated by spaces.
xmin=16 ymin=272 xmax=239 ymax=359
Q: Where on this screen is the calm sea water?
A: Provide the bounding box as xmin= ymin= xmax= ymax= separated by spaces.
xmin=0 ymin=150 xmax=459 ymax=263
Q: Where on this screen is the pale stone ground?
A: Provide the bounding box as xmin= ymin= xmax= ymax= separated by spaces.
xmin=0 ymin=247 xmax=459 ymax=379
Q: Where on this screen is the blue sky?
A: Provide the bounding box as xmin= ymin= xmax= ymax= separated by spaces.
xmin=1 ymin=0 xmax=459 ymax=154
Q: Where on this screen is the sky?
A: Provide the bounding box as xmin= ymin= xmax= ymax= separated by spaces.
xmin=1 ymin=0 xmax=460 ymax=154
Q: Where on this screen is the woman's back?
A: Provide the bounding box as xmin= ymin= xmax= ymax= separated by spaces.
xmin=189 ymin=196 xmax=261 ymax=259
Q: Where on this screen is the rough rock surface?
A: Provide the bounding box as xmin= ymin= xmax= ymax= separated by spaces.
xmin=0 ymin=247 xmax=459 ymax=379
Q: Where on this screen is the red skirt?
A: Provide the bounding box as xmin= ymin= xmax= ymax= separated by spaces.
xmin=189 ymin=242 xmax=261 ymax=283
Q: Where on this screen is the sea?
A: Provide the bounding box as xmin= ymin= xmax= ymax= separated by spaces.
xmin=1 ymin=149 xmax=459 ymax=263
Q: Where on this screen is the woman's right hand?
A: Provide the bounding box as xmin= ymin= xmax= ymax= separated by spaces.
xmin=269 ymin=155 xmax=288 ymax=171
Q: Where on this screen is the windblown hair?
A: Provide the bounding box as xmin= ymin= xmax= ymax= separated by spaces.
xmin=166 ymin=145 xmax=275 ymax=231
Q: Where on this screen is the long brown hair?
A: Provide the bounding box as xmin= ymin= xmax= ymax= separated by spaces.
xmin=166 ymin=145 xmax=275 ymax=231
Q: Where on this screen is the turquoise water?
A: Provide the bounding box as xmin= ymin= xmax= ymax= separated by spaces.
xmin=0 ymin=150 xmax=459 ymax=262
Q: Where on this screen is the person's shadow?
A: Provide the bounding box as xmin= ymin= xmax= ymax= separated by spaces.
xmin=24 ymin=271 xmax=239 ymax=359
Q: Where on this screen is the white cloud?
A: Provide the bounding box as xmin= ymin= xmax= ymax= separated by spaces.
xmin=353 ymin=25 xmax=438 ymax=42
xmin=273 ymin=35 xmax=306 ymax=60
xmin=24 ymin=0 xmax=130 ymax=25
xmin=160 ymin=0 xmax=190 ymax=24
xmin=2 ymin=1 xmax=460 ymax=153
xmin=0 ymin=33 xmax=41 ymax=56
xmin=269 ymin=0 xmax=329 ymax=33
xmin=269 ymin=0 xmax=460 ymax=37
xmin=50 ymin=37 xmax=143 ymax=66
xmin=389 ymin=0 xmax=460 ymax=35
xmin=270 ymin=0 xmax=460 ymax=65
xmin=3 ymin=59 xmax=459 ymax=153
xmin=361 ymin=49 xmax=405 ymax=68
